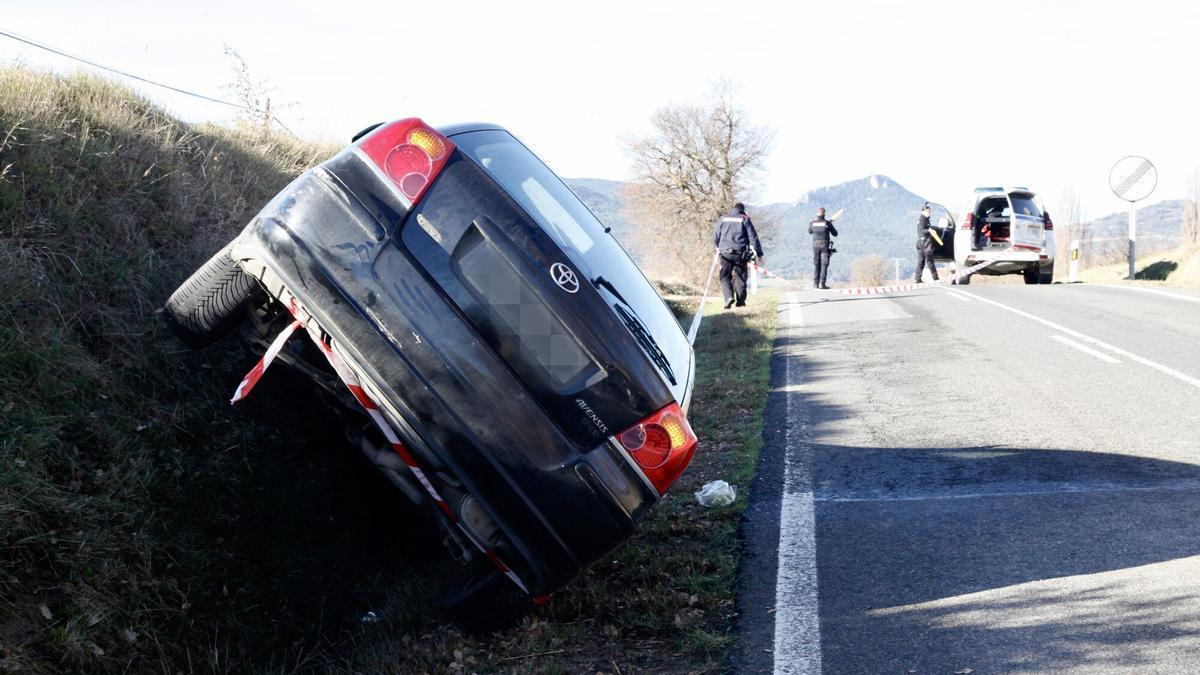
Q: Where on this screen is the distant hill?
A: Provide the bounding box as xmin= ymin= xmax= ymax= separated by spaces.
xmin=567 ymin=174 xmax=936 ymax=282
xmin=1082 ymin=199 xmax=1185 ymax=253
xmin=754 ymin=174 xmax=935 ymax=282
xmin=565 ymin=178 xmax=640 ymax=260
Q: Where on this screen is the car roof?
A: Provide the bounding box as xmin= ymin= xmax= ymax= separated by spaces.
xmin=973 ymin=186 xmax=1032 ymax=194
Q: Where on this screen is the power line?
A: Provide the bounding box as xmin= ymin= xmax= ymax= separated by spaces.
xmin=0 ymin=27 xmax=295 ymax=134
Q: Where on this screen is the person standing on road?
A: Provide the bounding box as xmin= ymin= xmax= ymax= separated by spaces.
xmin=712 ymin=202 xmax=764 ymax=309
xmin=915 ymin=203 xmax=940 ymax=283
xmin=808 ymin=207 xmax=838 ymax=289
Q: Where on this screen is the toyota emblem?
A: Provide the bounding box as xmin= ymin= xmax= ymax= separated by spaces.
xmin=550 ymin=262 xmax=579 ymax=293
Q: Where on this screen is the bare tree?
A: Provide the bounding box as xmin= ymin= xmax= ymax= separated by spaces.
xmin=1054 ymin=183 xmax=1089 ymax=273
xmin=850 ymin=255 xmax=891 ymax=287
xmin=222 ymin=46 xmax=289 ymax=135
xmin=624 ymin=80 xmax=773 ymax=282
xmin=1182 ymin=169 xmax=1200 ymax=247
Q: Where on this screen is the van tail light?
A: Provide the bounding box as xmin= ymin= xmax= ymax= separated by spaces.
xmin=357 ymin=118 xmax=454 ymax=204
xmin=961 ymin=214 xmax=974 ymax=230
xmin=1043 ymin=211 xmax=1054 ymax=230
xmin=616 ymin=402 xmax=697 ymax=495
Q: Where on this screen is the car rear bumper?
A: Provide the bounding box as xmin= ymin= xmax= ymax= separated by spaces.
xmin=966 ymin=248 xmax=1052 ymax=272
xmin=229 ymin=164 xmax=659 ymax=595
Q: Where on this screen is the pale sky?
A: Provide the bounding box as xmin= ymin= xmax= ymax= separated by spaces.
xmin=3 ymin=0 xmax=1197 ymax=220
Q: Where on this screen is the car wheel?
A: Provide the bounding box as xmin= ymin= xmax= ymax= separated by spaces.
xmin=955 ymin=272 xmax=971 ymax=285
xmin=1022 ymin=267 xmax=1039 ymax=285
xmin=164 ymin=243 xmax=257 ymax=349
xmin=441 ymin=567 xmax=534 ymax=634
xmin=1039 ymin=266 xmax=1054 ymax=284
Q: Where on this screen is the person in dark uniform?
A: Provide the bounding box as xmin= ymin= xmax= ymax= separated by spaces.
xmin=808 ymin=207 xmax=838 ymax=289
xmin=915 ymin=203 xmax=940 ymax=283
xmin=712 ymin=202 xmax=764 ymax=309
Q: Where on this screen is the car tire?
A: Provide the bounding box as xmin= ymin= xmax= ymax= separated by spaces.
xmin=955 ymin=272 xmax=971 ymax=285
xmin=164 ymin=243 xmax=257 ymax=349
xmin=1022 ymin=267 xmax=1039 ymax=285
xmin=441 ymin=567 xmax=533 ymax=634
xmin=1039 ymin=266 xmax=1054 ymax=284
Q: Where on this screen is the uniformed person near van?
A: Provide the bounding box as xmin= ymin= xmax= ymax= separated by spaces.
xmin=808 ymin=207 xmax=838 ymax=289
xmin=712 ymin=202 xmax=764 ymax=309
xmin=915 ymin=203 xmax=940 ymax=283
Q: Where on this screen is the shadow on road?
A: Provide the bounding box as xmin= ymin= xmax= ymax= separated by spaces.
xmin=735 ymin=294 xmax=1200 ymax=672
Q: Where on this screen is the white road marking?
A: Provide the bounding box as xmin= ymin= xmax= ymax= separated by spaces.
xmin=944 ymin=289 xmax=974 ymax=302
xmin=1090 ymin=283 xmax=1200 ymax=304
xmin=1050 ymin=334 xmax=1121 ymax=363
xmin=816 ymin=479 xmax=1200 ymax=503
xmin=773 ymin=293 xmax=821 ymax=675
xmin=968 ymin=292 xmax=1200 ymax=391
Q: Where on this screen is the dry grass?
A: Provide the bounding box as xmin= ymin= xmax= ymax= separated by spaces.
xmin=0 ymin=65 xmax=780 ymax=673
xmin=1076 ymin=244 xmax=1200 ymax=288
xmin=0 ymin=65 xmax=339 ymax=672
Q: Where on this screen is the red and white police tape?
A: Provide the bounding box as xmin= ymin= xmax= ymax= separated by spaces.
xmin=752 ymin=256 xmax=999 ymax=294
xmin=229 ymin=290 xmax=541 ymax=600
xmin=686 ymin=252 xmax=721 ymax=345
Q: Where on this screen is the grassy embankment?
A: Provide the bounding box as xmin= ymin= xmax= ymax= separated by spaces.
xmin=1 ymin=66 xmax=780 ymax=672
xmin=1075 ymin=244 xmax=1200 ymax=288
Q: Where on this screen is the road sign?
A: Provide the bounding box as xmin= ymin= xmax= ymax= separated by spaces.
xmin=1109 ymin=156 xmax=1157 ymax=280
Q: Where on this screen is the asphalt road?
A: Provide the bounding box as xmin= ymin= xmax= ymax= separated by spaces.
xmin=735 ymin=282 xmax=1200 ymax=674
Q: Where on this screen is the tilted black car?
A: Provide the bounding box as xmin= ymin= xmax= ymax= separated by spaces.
xmin=164 ymin=118 xmax=698 ymax=606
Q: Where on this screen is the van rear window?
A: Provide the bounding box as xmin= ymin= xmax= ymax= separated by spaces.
xmin=1010 ymin=196 xmax=1042 ymax=218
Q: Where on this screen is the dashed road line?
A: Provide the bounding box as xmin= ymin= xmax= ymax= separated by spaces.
xmin=944 ymin=288 xmax=975 ymax=302
xmin=967 ymin=291 xmax=1200 ymax=391
xmin=1050 ymin=334 xmax=1121 ymax=363
xmin=772 ymin=294 xmax=821 ymax=675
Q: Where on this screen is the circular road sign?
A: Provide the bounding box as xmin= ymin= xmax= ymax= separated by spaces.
xmin=1109 ymin=156 xmax=1157 ymax=202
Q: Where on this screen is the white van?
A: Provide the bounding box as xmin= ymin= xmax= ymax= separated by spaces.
xmin=935 ymin=187 xmax=1055 ymax=284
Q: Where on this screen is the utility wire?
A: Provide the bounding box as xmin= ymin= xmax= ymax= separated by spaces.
xmin=0 ymin=27 xmax=296 ymax=134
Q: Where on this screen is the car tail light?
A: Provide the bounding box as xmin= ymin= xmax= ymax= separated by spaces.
xmin=357 ymin=118 xmax=454 ymax=204
xmin=616 ymin=402 xmax=697 ymax=494
xmin=1043 ymin=212 xmax=1054 ymax=230
xmin=961 ymin=214 xmax=974 ymax=230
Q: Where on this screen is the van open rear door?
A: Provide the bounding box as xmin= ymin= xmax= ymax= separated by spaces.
xmin=1007 ymin=189 xmax=1045 ymax=251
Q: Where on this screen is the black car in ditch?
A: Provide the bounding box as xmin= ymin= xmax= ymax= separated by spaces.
xmin=164 ymin=119 xmax=698 ymax=607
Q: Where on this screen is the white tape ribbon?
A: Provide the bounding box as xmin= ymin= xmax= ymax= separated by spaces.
xmin=686 ymin=252 xmax=721 ymax=345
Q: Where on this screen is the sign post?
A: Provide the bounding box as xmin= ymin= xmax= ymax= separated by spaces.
xmin=1069 ymin=239 xmax=1080 ymax=283
xmin=1109 ymin=156 xmax=1157 ymax=280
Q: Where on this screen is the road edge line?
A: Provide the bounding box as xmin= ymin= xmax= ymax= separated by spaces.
xmin=772 ymin=293 xmax=822 ymax=675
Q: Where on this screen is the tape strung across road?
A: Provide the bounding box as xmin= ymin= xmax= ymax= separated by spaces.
xmin=754 ymin=257 xmax=997 ymax=295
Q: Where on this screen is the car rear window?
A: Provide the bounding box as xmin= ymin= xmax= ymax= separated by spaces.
xmin=399 ymin=157 xmax=605 ymax=399
xmin=1010 ymin=195 xmax=1043 ymax=218
xmin=451 ymin=130 xmax=691 ymax=402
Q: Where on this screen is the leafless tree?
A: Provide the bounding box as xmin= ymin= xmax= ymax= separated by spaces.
xmin=1182 ymin=169 xmax=1200 ymax=247
xmin=624 ymin=80 xmax=773 ymax=282
xmin=1054 ymin=183 xmax=1090 ymax=273
xmin=222 ymin=46 xmax=289 ymax=135
xmin=850 ymin=255 xmax=891 ymax=287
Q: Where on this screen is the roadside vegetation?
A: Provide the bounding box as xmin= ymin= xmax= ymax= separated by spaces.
xmin=0 ymin=66 xmax=779 ymax=672
xmin=1076 ymin=244 xmax=1200 ymax=288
